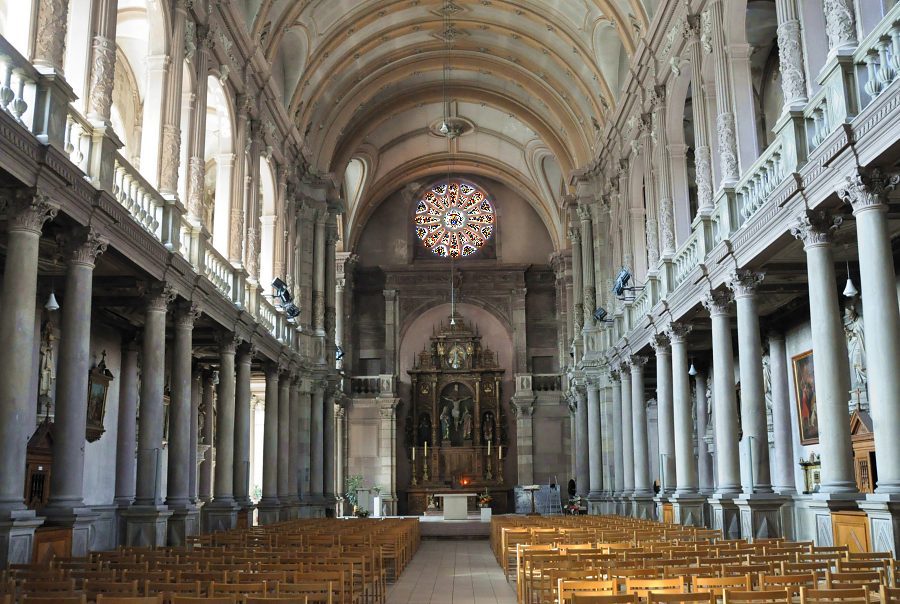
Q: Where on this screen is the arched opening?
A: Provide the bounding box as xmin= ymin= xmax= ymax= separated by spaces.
xmin=746 ymin=0 xmax=782 ymax=149
xmin=259 ymin=158 xmax=277 ymax=290
xmin=0 ymin=0 xmax=35 ymax=58
xmin=206 ymin=74 xmax=235 ymax=255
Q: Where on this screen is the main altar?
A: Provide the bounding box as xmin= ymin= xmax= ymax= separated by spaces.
xmin=405 ymin=314 xmax=510 ymax=515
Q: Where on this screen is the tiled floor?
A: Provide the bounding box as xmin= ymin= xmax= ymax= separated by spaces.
xmin=387 ymin=540 xmax=517 ymax=604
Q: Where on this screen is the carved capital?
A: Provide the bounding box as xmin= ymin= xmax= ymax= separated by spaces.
xmin=727 ymin=269 xmax=765 ymax=298
xmin=650 ymin=332 xmax=671 ymax=353
xmin=1 ymin=188 xmax=59 ymax=235
xmin=629 ymin=355 xmax=648 ymax=369
xmin=146 ymin=283 xmax=177 ymax=312
xmin=175 ymin=302 xmax=203 ymax=329
xmin=701 ymin=289 xmax=733 ymax=316
xmin=568 ymin=227 xmax=581 ymax=245
xmin=59 ymin=225 xmax=108 ymax=268
xmin=838 ymin=168 xmax=899 ymax=214
xmin=791 ymin=209 xmax=842 ymax=248
xmin=667 ymin=322 xmax=693 ymax=344
xmin=217 ymin=331 xmax=241 ymax=354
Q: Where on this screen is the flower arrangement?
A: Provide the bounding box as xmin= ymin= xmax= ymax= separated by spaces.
xmin=565 ymin=496 xmax=586 ymax=515
xmin=354 ymin=508 xmax=370 ymax=518
xmin=478 ymin=489 xmax=493 ymax=508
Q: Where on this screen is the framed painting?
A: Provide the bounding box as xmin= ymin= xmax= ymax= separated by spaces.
xmin=792 ymin=350 xmax=819 ymax=445
xmin=86 ymin=357 xmax=113 ymax=442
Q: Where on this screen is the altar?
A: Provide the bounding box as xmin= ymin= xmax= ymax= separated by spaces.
xmin=435 ymin=493 xmax=477 ymax=520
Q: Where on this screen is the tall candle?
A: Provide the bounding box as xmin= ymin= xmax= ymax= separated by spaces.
xmin=488 ymin=440 xmax=491 ymax=456
xmin=412 ymin=446 xmax=415 ymax=461
xmin=499 ymin=445 xmax=503 ymax=460
xmin=424 ymin=441 xmax=427 ymax=457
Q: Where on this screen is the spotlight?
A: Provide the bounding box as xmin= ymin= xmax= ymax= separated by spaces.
xmin=336 ymin=346 xmax=345 ymax=361
xmin=271 ymin=278 xmax=300 ymax=318
xmin=613 ymin=268 xmax=632 ymax=297
xmin=593 ymin=307 xmax=614 ymax=323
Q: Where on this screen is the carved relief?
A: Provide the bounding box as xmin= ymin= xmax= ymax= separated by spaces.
xmin=823 ymin=0 xmax=857 ymax=50
xmin=88 ymin=36 xmax=117 ymax=120
xmin=184 ymin=19 xmax=197 ymax=62
xmin=695 ymin=146 xmax=714 ymax=209
xmin=187 ymin=156 xmax=205 ymax=220
xmin=716 ymin=112 xmax=739 ymax=182
xmin=246 ymin=227 xmax=259 ymax=278
xmin=645 ymin=217 xmax=660 ymax=266
xmin=160 ymin=126 xmax=181 ymax=194
xmin=777 ymin=20 xmax=807 ymax=106
xmin=33 ymin=0 xmax=69 ymax=70
xmin=659 ymin=197 xmax=676 ymax=253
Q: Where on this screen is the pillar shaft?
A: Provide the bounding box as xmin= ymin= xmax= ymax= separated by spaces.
xmin=213 ymin=338 xmax=236 ymax=502
xmin=631 ymin=358 xmax=652 ymax=496
xmin=611 ymin=373 xmax=624 ymax=494
xmin=654 ymin=334 xmax=676 ymax=494
xmin=695 ymin=372 xmax=714 ymax=494
xmin=670 ymin=326 xmax=698 ymax=494
xmin=189 ymin=369 xmax=201 ymax=504
xmin=298 ymin=388 xmax=312 ymax=500
xmin=313 ymin=218 xmax=326 ymax=335
xmin=114 ymin=340 xmax=139 ymax=505
xmin=323 ymin=388 xmax=336 ymax=501
xmin=166 ymin=305 xmax=198 ymax=507
xmin=233 ymin=347 xmax=252 ymax=507
xmin=277 ymin=373 xmax=291 ymax=503
xmin=287 ymin=378 xmax=301 ymax=506
xmin=310 ymin=385 xmax=325 ymax=498
xmin=575 ymin=387 xmax=589 ymax=497
xmin=620 ymin=368 xmax=634 ymax=495
xmin=769 ymin=333 xmax=796 ymax=493
xmin=586 ymin=380 xmax=603 ymax=498
xmin=198 ymin=373 xmax=215 ymax=503
xmin=261 ymin=367 xmax=280 ymax=503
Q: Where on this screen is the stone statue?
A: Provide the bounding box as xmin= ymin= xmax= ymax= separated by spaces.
xmin=843 ymin=303 xmax=867 ymax=399
xmin=440 ymin=406 xmax=451 ymax=441
xmin=482 ymin=411 xmax=495 ymax=443
xmin=462 ymin=409 xmax=473 ymax=440
xmin=38 ymin=323 xmax=56 ymax=398
xmin=705 ymin=383 xmax=713 ymax=427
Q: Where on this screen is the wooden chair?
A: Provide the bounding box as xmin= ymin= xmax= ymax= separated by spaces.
xmin=277 ymin=581 xmax=334 ymax=604
xmin=881 ymin=586 xmax=900 ymax=604
xmin=825 ymin=571 xmax=884 ymax=591
xmin=648 ymin=593 xmax=716 ymax=604
xmin=143 ymin=580 xmax=203 ymax=599
xmin=758 ymin=573 xmax=818 ymax=596
xmin=95 ymin=597 xmax=163 ymax=604
xmin=169 ymin=598 xmax=238 ymax=604
xmin=20 ymin=597 xmax=87 ymax=604
xmin=559 ymin=579 xmax=617 ymax=604
xmin=722 ymin=589 xmax=792 ymax=604
xmin=572 ymin=594 xmax=640 ymax=604
xmin=243 ymin=598 xmax=308 ymax=604
xmin=84 ymin=578 xmax=141 ymax=600
xmin=693 ymin=575 xmax=753 ymax=598
xmin=20 ymin=577 xmax=78 ymax=595
xmin=209 ymin=582 xmax=267 ymax=598
xmin=625 ymin=577 xmax=686 ymax=598
xmin=799 ymin=587 xmax=872 ymax=604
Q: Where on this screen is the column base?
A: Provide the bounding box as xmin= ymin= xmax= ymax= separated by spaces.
xmin=654 ymin=494 xmax=671 ymax=522
xmin=630 ymin=495 xmax=656 ymax=520
xmin=121 ymin=505 xmax=173 ymax=547
xmin=203 ymin=499 xmax=240 ymax=532
xmin=280 ymin=498 xmax=301 ymax=521
xmin=670 ymin=494 xmax=706 ymax=527
xmin=42 ymin=505 xmax=99 ymax=557
xmin=735 ymin=494 xmax=787 ymax=540
xmin=0 ymin=508 xmax=44 ymax=566
xmin=256 ymin=498 xmax=282 ymax=525
xmin=616 ymin=494 xmax=632 ymax=517
xmin=807 ymin=493 xmax=863 ymax=546
xmin=587 ymin=492 xmax=604 ymax=515
xmin=166 ymin=504 xmax=200 ymax=546
xmin=857 ymin=494 xmax=900 ymax=556
xmin=708 ymin=494 xmax=741 ymax=538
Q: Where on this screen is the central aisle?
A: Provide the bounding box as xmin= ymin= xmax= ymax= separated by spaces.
xmin=387 ymin=540 xmax=516 ymax=604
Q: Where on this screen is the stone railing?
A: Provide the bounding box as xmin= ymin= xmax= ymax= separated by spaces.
xmin=532 ymin=374 xmax=563 ymax=392
xmin=64 ymin=108 xmax=94 ymax=175
xmin=257 ymin=297 xmax=278 ymax=339
xmin=203 ymin=244 xmax=235 ymax=301
xmin=0 ymin=41 xmax=38 ymax=131
xmin=113 ymin=153 xmax=164 ymax=240
xmin=856 ymin=2 xmax=900 ymax=110
xmin=804 ymin=86 xmax=832 ymax=152
xmin=348 ymin=376 xmax=381 ymax=396
xmin=629 ymin=285 xmax=652 ymax=327
xmin=736 ymin=139 xmax=785 ymax=226
xmin=672 ymin=230 xmax=701 ymax=289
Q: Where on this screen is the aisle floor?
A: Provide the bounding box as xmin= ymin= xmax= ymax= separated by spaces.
xmin=386 ymin=540 xmax=517 ymax=604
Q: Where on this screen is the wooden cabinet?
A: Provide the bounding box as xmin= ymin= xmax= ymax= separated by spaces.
xmin=832 ymin=511 xmax=871 ymax=554
xmin=850 ymin=409 xmax=877 ymax=494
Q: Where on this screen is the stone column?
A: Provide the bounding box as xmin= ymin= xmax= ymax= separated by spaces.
xmin=298 ymin=382 xmax=313 ymax=508
xmin=570 ymin=227 xmax=584 ymax=353
xmin=775 ymin=0 xmax=808 ymax=110
xmin=768 ymin=333 xmax=796 ymax=494
xmin=513 ymin=397 xmax=535 ymax=487
xmin=313 ymin=216 xmax=327 ymax=336
xmin=823 ymin=0 xmax=858 ymax=53
xmin=574 ymin=383 xmax=590 ymax=498
xmin=204 ymin=336 xmax=239 ymax=532
xmin=43 ymin=228 xmax=106 ymax=553
xmin=708 ymin=0 xmax=740 ymax=184
xmin=377 ymin=394 xmax=400 ymax=516
xmin=228 ymin=98 xmax=250 ymax=264
xmin=683 ymin=17 xmax=714 ymax=212
xmin=652 ymin=333 xmax=676 ymax=496
xmin=669 ymin=323 xmax=704 ymax=525
xmin=610 ymin=370 xmax=624 ymax=502
xmin=31 ymin=0 xmax=69 ymax=71
xmin=651 ymin=87 xmax=676 ymax=258
xmin=335 ymin=403 xmax=346 ymax=514
xmin=838 ymin=170 xmax=900 ymax=493
xmin=186 ymin=25 xmax=211 ymax=223
xmin=165 ymin=303 xmax=201 ymax=545
xmin=335 ymin=280 xmax=345 ymax=370
xmin=115 ymin=339 xmax=140 ymax=507
xmin=233 ymin=345 xmax=253 ymax=510
xmin=286 ymin=376 xmax=301 ymax=517
xmin=620 ymin=365 xmax=635 ymax=505
xmin=579 ymin=205 xmax=597 ymax=330
xmin=630 ymin=357 xmax=654 ymax=518
xmin=324 ymin=386 xmax=337 ymax=508
xmin=277 ymin=371 xmax=291 ymax=518
xmin=383 ymin=290 xmax=398 ymax=375
xmin=586 ymin=378 xmax=604 ymax=501
xmin=310 ymin=382 xmax=326 ymax=509
xmin=702 ymin=289 xmax=742 ymax=538
xmin=790 ymin=211 xmax=856 ymax=493
xmin=258 ymin=365 xmax=281 ymax=524
xmin=727 ymin=270 xmax=774 ymax=493
xmin=198 ymin=372 xmax=216 ymax=503
xmin=189 ymin=368 xmax=201 ymax=504
xmin=695 ymin=371 xmax=715 ymax=495
xmin=124 ymin=285 xmax=175 ymax=546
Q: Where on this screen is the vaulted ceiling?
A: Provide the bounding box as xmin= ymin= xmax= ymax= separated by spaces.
xmin=240 ymin=0 xmax=657 ymax=249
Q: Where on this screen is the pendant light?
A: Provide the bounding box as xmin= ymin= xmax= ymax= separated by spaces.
xmin=688 ymin=359 xmax=698 ymax=376
xmin=842 ymin=261 xmax=859 ymax=298
xmin=45 ymin=288 xmax=59 ymax=312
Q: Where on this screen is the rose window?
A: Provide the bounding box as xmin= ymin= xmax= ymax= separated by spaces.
xmin=414 ymin=181 xmax=495 ymax=258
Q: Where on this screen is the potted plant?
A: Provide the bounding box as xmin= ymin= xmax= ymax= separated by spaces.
xmin=354 ymin=508 xmax=370 ymax=518
xmin=478 ymin=489 xmax=493 ymax=523
xmin=565 ymin=496 xmax=586 ymax=515
xmin=345 ymin=474 xmax=363 ymax=516
xmin=372 ymin=485 xmax=383 ymax=518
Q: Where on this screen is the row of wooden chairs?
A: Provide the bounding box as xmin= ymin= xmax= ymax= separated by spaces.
xmin=565 ymin=586 xmax=900 ymax=604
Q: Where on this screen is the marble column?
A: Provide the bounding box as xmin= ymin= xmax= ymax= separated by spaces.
xmin=620 ymin=365 xmax=635 ymax=504
xmin=570 ymin=227 xmax=584 ymax=353
xmin=166 ymin=303 xmax=201 ymax=544
xmin=586 ymin=378 xmax=604 ymax=501
xmin=610 ymin=370 xmax=624 ymax=502
xmin=683 ymin=16 xmax=714 ymax=212
xmin=652 ymin=333 xmax=676 ymax=496
xmin=198 ymin=372 xmax=216 ymax=503
xmin=574 ymin=384 xmax=590 ymax=498
xmin=114 ymin=339 xmax=140 ymax=507
xmin=335 ymin=403 xmax=346 ymax=514
xmin=775 ymin=0 xmax=809 ymax=110
xmin=630 ymin=357 xmax=654 ymax=518
xmin=728 ymin=270 xmax=774 ymax=493
xmin=258 ymin=365 xmax=281 ymax=524
xmin=286 ymin=376 xmax=301 ymax=517
xmin=702 ymin=289 xmax=742 ymax=538
xmin=313 ymin=217 xmax=326 ymax=336
xmin=823 ymin=0 xmax=858 ymax=52
xmin=708 ymin=0 xmax=740 ymax=184
xmin=768 ymin=333 xmax=797 ymax=494
xmin=695 ymin=372 xmax=715 ymax=495
xmin=124 ymin=285 xmax=175 ymax=546
xmin=277 ymin=371 xmax=291 ymax=518
xmin=298 ymin=383 xmax=312 ymax=508
xmin=838 ymin=170 xmax=900 ymax=493
xmin=204 ymin=336 xmax=239 ymax=532
xmin=669 ymin=323 xmax=704 ymax=525
xmin=43 ymin=228 xmax=107 ymax=554
xmin=233 ymin=345 xmax=253 ymax=510
xmin=189 ymin=368 xmax=201 ymax=504
xmin=323 ymin=386 xmax=336 ymax=507
xmin=310 ymin=383 xmax=326 ymax=509
xmin=790 ymin=211 xmax=856 ymax=493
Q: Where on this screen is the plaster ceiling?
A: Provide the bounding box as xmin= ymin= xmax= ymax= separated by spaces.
xmin=240 ymin=0 xmax=657 ymax=249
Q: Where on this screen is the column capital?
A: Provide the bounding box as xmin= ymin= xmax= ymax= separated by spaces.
xmin=383 ymin=289 xmax=397 ymax=302
xmin=568 ymin=226 xmax=581 ymax=245
xmin=629 ymin=355 xmax=648 ymax=369
xmin=838 ymin=168 xmax=900 ymax=214
xmin=236 ymin=341 xmax=257 ymax=361
xmin=577 ymin=203 xmax=593 ymax=222
xmin=217 ymin=331 xmax=241 ymax=354
xmin=1 ymin=188 xmax=59 ymax=235
xmin=145 ymin=283 xmax=178 ymax=312
xmin=667 ymin=322 xmax=693 ymax=343
xmin=58 ymin=226 xmax=108 ymax=268
xmin=650 ymin=332 xmax=671 ymax=353
xmin=175 ymin=302 xmax=202 ymax=329
xmin=701 ymin=289 xmax=733 ymax=316
xmin=727 ymin=269 xmax=765 ymax=298
xmin=790 ymin=209 xmax=842 ymax=248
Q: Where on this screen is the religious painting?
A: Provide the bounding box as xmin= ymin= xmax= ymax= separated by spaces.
xmin=439 ymin=382 xmax=474 ymax=446
xmin=792 ymin=350 xmax=819 ymax=445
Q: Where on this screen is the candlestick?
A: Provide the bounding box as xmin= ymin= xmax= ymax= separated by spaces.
xmin=424 ymin=441 xmax=427 ymax=457
xmin=498 ymin=445 xmax=502 ymax=460
xmin=412 ymin=446 xmax=416 ymax=461
xmin=488 ymin=439 xmax=491 ymax=456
